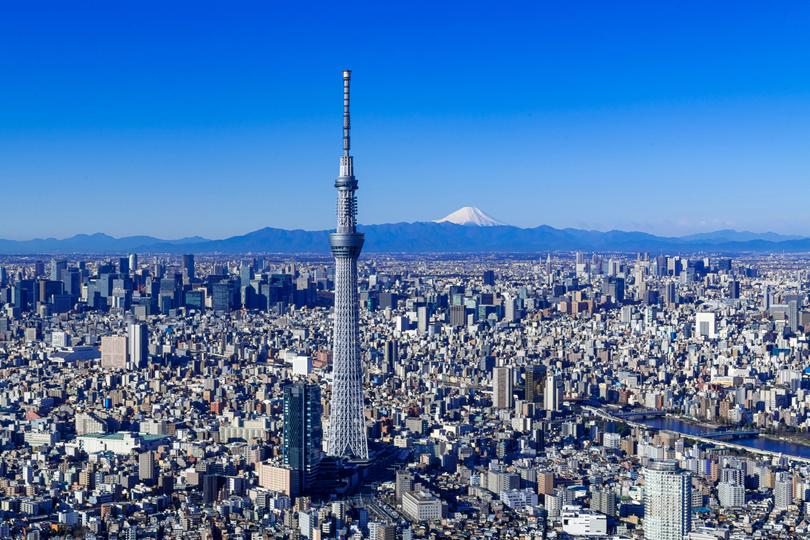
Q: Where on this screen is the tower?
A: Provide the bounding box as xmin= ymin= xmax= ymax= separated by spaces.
xmin=327 ymin=70 xmax=369 ymax=460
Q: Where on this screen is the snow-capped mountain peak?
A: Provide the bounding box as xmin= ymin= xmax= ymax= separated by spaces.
xmin=435 ymin=207 xmax=506 ymax=227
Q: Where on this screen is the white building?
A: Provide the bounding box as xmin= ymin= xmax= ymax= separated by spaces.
xmin=291 ymin=355 xmax=312 ymax=376
xmin=500 ymin=488 xmax=538 ymax=511
xmin=100 ymin=335 xmax=128 ymax=369
xmin=51 ymin=331 xmax=71 ymax=348
xmin=560 ymin=505 xmax=608 ymax=536
xmin=218 ymin=416 xmax=271 ymax=442
xmin=545 ymin=373 xmax=561 ymax=412
xmin=643 ymin=460 xmax=691 ymax=540
xmin=602 ymin=432 xmax=622 ymax=450
xmin=774 ymin=472 xmax=792 ymax=510
xmin=402 ymin=491 xmax=443 ymax=522
xmin=76 ymin=432 xmax=167 ymax=455
xmin=718 ymin=482 xmax=745 ymax=508
xmin=695 ymin=311 xmax=716 ymax=339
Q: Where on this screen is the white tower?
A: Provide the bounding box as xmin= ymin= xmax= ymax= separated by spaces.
xmin=326 ymin=70 xmax=369 ymax=460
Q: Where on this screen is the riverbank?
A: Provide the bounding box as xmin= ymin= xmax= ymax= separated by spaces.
xmin=761 ymin=432 xmax=810 ymax=447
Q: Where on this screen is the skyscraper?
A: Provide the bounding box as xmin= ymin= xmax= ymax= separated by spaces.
xmin=327 ymin=70 xmax=368 ymax=460
xmin=545 ymin=373 xmax=561 ymax=413
xmin=492 ymin=366 xmax=513 ymax=409
xmin=643 ymin=460 xmax=691 ymax=540
xmin=128 ymin=322 xmax=148 ymax=369
xmin=525 ymin=364 xmax=546 ymax=404
xmin=283 ymin=383 xmax=323 ymax=497
xmin=183 ymin=254 xmax=195 ymax=281
xmin=774 ymin=472 xmax=792 ymax=510
xmin=100 ymin=335 xmax=128 ymax=370
xmin=138 ymin=450 xmax=156 ymax=483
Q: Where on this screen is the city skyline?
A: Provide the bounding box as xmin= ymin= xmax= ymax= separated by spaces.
xmin=3 ymin=4 xmax=810 ymax=539
xmin=1 ymin=3 xmax=810 ymax=238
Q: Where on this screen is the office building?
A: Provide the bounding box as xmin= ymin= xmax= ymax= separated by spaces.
xmin=127 ymin=322 xmax=148 ymax=369
xmin=525 ymin=365 xmax=545 ymax=403
xmin=138 ymin=451 xmax=156 ymax=483
xmin=396 ymin=469 xmax=414 ymax=502
xmin=183 ymin=254 xmax=195 ymax=281
xmin=695 ymin=311 xmax=716 ymax=339
xmin=545 ymin=373 xmax=562 ymax=413
xmin=492 ymin=366 xmax=513 ymax=409
xmin=101 ymin=335 xmax=128 ymax=370
xmin=283 ymin=383 xmax=323 ymax=496
xmin=402 ymin=491 xmax=442 ymax=522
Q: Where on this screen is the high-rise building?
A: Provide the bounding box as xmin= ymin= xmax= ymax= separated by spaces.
xmin=545 ymin=373 xmax=562 ymax=413
xmin=183 ymin=254 xmax=195 ymax=281
xmin=643 ymin=460 xmax=691 ymax=540
xmin=383 ymin=340 xmax=398 ymax=372
xmin=695 ymin=311 xmax=716 ymax=339
xmin=327 ymin=70 xmax=368 ymax=461
xmin=590 ymin=487 xmax=618 ymax=517
xmin=718 ymin=481 xmax=745 ymax=508
xmin=101 ymin=335 xmax=128 ymax=370
xmin=128 ymin=322 xmax=148 ymax=369
xmin=283 ymin=383 xmax=323 ymax=496
xmin=525 ymin=365 xmax=546 ymax=403
xmin=138 ymin=451 xmax=156 ymax=483
xmin=774 ymin=472 xmax=792 ymax=509
xmin=368 ymin=522 xmax=396 ymax=540
xmin=128 ymin=253 xmax=137 ymax=275
xmin=450 ymin=305 xmax=467 ymax=327
xmin=50 ymin=259 xmax=67 ymax=282
xmin=395 ymin=469 xmax=414 ymax=502
xmin=417 ymin=305 xmax=428 ymax=334
xmin=492 ymin=366 xmax=513 ymax=409
xmin=117 ymin=257 xmax=129 ymax=276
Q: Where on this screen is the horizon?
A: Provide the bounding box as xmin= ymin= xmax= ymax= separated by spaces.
xmin=0 ymin=203 xmax=807 ymax=244
xmin=1 ymin=3 xmax=810 ymax=239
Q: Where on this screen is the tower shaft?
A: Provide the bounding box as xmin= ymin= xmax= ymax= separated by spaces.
xmin=327 ymin=70 xmax=368 ymax=460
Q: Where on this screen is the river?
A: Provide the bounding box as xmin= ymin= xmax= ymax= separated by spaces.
xmin=640 ymin=417 xmax=810 ymax=460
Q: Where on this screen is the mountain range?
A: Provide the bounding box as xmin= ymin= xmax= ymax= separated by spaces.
xmin=0 ymin=208 xmax=808 ymax=255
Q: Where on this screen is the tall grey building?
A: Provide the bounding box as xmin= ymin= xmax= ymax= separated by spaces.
xmin=493 ymin=366 xmax=513 ymax=409
xmin=643 ymin=460 xmax=691 ymax=540
xmin=128 ymin=322 xmax=148 ymax=369
xmin=774 ymin=472 xmax=792 ymax=509
xmin=326 ymin=70 xmax=368 ymax=460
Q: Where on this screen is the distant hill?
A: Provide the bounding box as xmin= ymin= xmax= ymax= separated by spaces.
xmin=679 ymin=229 xmax=803 ymax=243
xmin=0 ymin=223 xmax=809 ymax=254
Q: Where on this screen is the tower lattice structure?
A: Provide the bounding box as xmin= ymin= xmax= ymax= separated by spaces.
xmin=326 ymin=69 xmax=368 ymax=460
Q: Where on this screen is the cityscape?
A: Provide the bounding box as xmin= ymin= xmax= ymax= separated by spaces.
xmin=2 ymin=3 xmax=810 ymax=540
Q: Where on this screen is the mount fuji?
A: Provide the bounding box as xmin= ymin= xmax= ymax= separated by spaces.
xmin=435 ymin=207 xmax=506 ymax=227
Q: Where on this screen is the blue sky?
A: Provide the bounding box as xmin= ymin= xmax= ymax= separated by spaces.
xmin=0 ymin=2 xmax=809 ymax=239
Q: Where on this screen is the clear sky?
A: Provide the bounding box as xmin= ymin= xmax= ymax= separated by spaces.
xmin=1 ymin=1 xmax=809 ymax=240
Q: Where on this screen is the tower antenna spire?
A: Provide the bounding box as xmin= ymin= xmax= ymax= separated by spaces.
xmin=343 ymin=69 xmax=351 ymax=155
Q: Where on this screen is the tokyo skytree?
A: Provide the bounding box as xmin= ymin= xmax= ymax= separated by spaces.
xmin=326 ymin=70 xmax=368 ymax=460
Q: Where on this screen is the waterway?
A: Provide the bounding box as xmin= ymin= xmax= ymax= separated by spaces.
xmin=640 ymin=417 xmax=810 ymax=460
